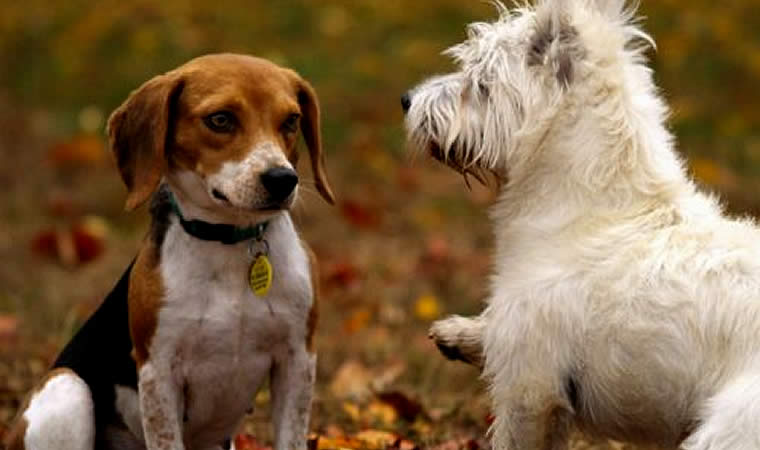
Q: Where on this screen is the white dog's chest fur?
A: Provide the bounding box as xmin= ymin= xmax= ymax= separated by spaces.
xmin=120 ymin=213 xmax=312 ymax=447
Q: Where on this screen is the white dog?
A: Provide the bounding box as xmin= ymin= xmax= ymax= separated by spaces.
xmin=403 ymin=1 xmax=760 ymax=449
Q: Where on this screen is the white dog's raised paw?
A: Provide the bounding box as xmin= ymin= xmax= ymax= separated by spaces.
xmin=429 ymin=316 xmax=485 ymax=369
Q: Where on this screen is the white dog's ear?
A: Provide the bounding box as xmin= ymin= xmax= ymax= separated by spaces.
xmin=528 ymin=3 xmax=584 ymax=88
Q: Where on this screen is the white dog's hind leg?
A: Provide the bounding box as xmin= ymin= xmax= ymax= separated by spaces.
xmin=488 ymin=382 xmax=574 ymax=450
xmin=7 ymin=368 xmax=95 ymax=450
xmin=429 ymin=315 xmax=485 ymax=368
xmin=681 ymin=373 xmax=760 ymax=450
xmin=484 ymin=302 xmax=579 ymax=450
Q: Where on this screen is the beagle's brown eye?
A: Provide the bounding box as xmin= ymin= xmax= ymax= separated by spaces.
xmin=203 ymin=111 xmax=236 ymax=133
xmin=281 ymin=113 xmax=300 ymax=134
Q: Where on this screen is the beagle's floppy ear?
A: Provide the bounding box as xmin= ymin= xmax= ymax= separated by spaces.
xmin=297 ymin=79 xmax=335 ymax=205
xmin=107 ymin=73 xmax=184 ymax=211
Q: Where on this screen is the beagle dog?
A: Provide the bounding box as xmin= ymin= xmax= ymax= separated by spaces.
xmin=5 ymin=53 xmax=334 ymax=450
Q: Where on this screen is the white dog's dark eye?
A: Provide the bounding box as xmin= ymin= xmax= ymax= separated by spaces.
xmin=281 ymin=113 xmax=300 ymax=134
xmin=204 ymin=111 xmax=236 ymax=133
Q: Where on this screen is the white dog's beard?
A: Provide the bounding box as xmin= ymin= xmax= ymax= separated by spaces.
xmin=405 ymin=78 xmax=519 ymax=188
xmin=408 ymin=110 xmax=502 ymax=187
xmin=430 ymin=139 xmax=501 ymax=187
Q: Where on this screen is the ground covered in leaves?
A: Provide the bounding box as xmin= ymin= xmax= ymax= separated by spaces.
xmin=1 ymin=1 xmax=759 ymax=449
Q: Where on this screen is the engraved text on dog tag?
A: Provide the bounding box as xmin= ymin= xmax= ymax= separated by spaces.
xmin=249 ymin=254 xmax=273 ymax=296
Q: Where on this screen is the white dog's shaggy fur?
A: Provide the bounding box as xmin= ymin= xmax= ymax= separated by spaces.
xmin=404 ymin=1 xmax=760 ymax=449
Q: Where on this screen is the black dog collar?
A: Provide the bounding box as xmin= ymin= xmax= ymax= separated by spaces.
xmin=168 ymin=193 xmax=268 ymax=245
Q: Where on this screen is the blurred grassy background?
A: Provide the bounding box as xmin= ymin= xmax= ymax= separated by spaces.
xmin=0 ymin=1 xmax=759 ymax=448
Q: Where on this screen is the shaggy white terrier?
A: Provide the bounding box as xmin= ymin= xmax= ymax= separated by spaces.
xmin=403 ymin=1 xmax=760 ymax=449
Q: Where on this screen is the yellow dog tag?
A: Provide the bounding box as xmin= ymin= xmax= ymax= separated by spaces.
xmin=249 ymin=254 xmax=273 ymax=296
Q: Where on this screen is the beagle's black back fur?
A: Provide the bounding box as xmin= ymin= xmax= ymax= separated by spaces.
xmin=52 ymin=262 xmax=137 ymax=448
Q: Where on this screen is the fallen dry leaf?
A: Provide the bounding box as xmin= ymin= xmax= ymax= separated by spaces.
xmin=342 ymin=307 xmax=372 ymax=334
xmin=0 ymin=314 xmax=19 ymax=349
xmin=323 ymin=425 xmax=346 ymax=438
xmin=47 ymin=134 xmax=107 ymax=168
xmin=424 ymin=235 xmax=450 ymax=265
xmin=375 ymin=391 xmax=426 ymax=422
xmin=30 ymin=216 xmax=107 ymax=266
xmin=329 ymin=358 xmax=409 ymax=405
xmin=310 ymin=434 xmax=362 ymax=450
xmin=70 ymin=219 xmax=107 ymax=264
xmin=353 ymin=430 xmax=402 ymax=449
xmin=389 ymin=439 xmax=419 ymax=450
xmin=364 ymin=400 xmax=398 ymax=426
xmin=330 ymin=360 xmax=374 ymax=401
xmin=31 ymin=228 xmax=72 ymax=265
xmin=342 ymin=401 xmax=362 ymax=422
xmin=413 ymin=294 xmax=441 ymax=321
xmin=428 ymin=438 xmax=480 ymax=450
xmin=340 ymin=199 xmax=381 ymax=229
xmin=234 ymin=434 xmax=272 ymax=450
xmin=324 ymin=260 xmax=362 ymax=290
xmin=410 ymin=418 xmax=433 ymax=437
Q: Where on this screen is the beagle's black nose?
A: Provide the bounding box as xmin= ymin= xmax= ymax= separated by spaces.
xmin=401 ymin=92 xmax=412 ymax=113
xmin=261 ymin=167 xmax=298 ymax=202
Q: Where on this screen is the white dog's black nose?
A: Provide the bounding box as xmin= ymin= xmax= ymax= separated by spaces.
xmin=261 ymin=167 xmax=298 ymax=202
xmin=401 ymin=92 xmax=412 ymax=113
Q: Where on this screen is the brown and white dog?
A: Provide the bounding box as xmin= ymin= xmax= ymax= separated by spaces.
xmin=5 ymin=53 xmax=334 ymax=450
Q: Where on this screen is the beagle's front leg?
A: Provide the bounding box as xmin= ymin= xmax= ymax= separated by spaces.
xmin=138 ymin=361 xmax=185 ymax=450
xmin=270 ymin=343 xmax=316 ymax=450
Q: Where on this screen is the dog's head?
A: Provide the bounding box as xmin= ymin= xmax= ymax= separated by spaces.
xmin=403 ymin=0 xmax=652 ymax=184
xmin=108 ymin=53 xmax=335 ymax=223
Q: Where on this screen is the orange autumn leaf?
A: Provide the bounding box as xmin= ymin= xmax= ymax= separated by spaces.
xmin=310 ymin=434 xmax=362 ymax=450
xmin=342 ymin=307 xmax=372 ymax=334
xmin=375 ymin=391 xmax=427 ymax=423
xmin=47 ymin=134 xmax=107 ymax=168
xmin=0 ymin=314 xmax=19 ymax=349
xmin=414 ymin=294 xmax=441 ymax=321
xmin=325 ymin=260 xmax=362 ymax=290
xmin=340 ymin=199 xmax=381 ymax=229
xmin=364 ymin=400 xmax=399 ymax=426
xmin=31 ymin=216 xmax=108 ymax=266
xmin=353 ymin=430 xmax=401 ymax=449
xmin=233 ymin=434 xmax=271 ymax=450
